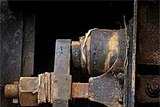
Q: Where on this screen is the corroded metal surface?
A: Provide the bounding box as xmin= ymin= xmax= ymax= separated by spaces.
xmin=72 ymin=41 xmax=81 ymax=69
xmin=52 ymin=39 xmax=72 ymax=107
xmin=4 ymin=84 xmax=18 ymax=98
xmin=72 ymin=29 xmax=127 ymax=76
xmin=90 ymin=29 xmax=119 ymax=76
xmin=19 ymin=77 xmax=39 ymax=92
xmin=146 ymin=78 xmax=160 ymax=98
xmin=38 ymin=72 xmax=51 ymax=103
xmin=137 ymin=75 xmax=160 ymax=103
xmin=86 ymin=29 xmax=127 ymax=107
xmin=5 ymin=74 xmax=123 ymax=107
xmin=19 ymin=77 xmax=39 ymax=106
xmin=124 ymin=11 xmax=136 ymax=107
xmin=19 ymin=92 xmax=38 ymax=106
xmin=4 ymin=29 xmax=129 ymax=107
xmin=72 ymin=83 xmax=89 ymax=99
xmin=89 ymin=73 xmax=123 ymax=107
xmin=137 ymin=2 xmax=160 ymax=65
xmin=22 ymin=13 xmax=35 ymax=76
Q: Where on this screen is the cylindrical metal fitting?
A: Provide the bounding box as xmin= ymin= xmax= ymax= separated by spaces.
xmin=5 ymin=84 xmax=18 ymax=98
xmin=72 ymin=29 xmax=127 ymax=76
xmin=72 ymin=41 xmax=81 ymax=69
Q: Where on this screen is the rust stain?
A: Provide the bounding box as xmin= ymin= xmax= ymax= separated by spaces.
xmin=5 ymin=84 xmax=18 ymax=98
xmin=72 ymin=83 xmax=89 ymax=99
xmin=72 ymin=41 xmax=80 ymax=46
xmin=19 ymin=77 xmax=39 ymax=106
xmin=104 ymin=31 xmax=119 ymax=73
xmin=19 ymin=92 xmax=38 ymax=106
xmin=86 ymin=36 xmax=91 ymax=74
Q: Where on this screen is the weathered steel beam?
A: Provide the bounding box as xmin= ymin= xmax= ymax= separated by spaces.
xmin=22 ymin=13 xmax=35 ymax=76
xmin=137 ymin=2 xmax=160 ymax=65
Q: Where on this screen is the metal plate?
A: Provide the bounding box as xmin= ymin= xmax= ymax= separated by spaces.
xmin=52 ymin=39 xmax=72 ymax=107
xmin=89 ymin=73 xmax=123 ymax=107
xmin=137 ymin=2 xmax=160 ymax=65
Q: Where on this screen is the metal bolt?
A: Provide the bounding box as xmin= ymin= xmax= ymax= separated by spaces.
xmin=5 ymin=84 xmax=19 ymax=98
xmin=146 ymin=78 xmax=160 ymax=98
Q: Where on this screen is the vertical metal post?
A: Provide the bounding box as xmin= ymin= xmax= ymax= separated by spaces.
xmin=52 ymin=39 xmax=72 ymax=107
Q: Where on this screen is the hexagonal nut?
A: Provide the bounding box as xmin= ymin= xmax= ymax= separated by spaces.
xmin=19 ymin=77 xmax=39 ymax=106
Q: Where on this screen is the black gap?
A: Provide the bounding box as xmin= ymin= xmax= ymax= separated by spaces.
xmin=137 ymin=64 xmax=160 ymax=75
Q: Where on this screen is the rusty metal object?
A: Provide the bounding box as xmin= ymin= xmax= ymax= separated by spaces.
xmin=19 ymin=77 xmax=39 ymax=106
xmin=19 ymin=92 xmax=38 ymax=106
xmin=5 ymin=73 xmax=124 ymax=107
xmin=72 ymin=28 xmax=127 ymax=76
xmin=5 ymin=76 xmax=123 ymax=107
xmin=146 ymin=78 xmax=160 ymax=98
xmin=89 ymin=73 xmax=123 ymax=107
xmin=4 ymin=78 xmax=39 ymax=106
xmin=124 ymin=3 xmax=137 ymax=105
xmin=72 ymin=83 xmax=89 ymax=99
xmin=85 ymin=28 xmax=128 ymax=107
xmin=4 ymin=28 xmax=129 ymax=106
xmin=72 ymin=41 xmax=81 ymax=69
xmin=5 ymin=84 xmax=18 ymax=98
xmin=5 ymin=79 xmax=87 ymax=106
xmin=38 ymin=72 xmax=51 ymax=103
xmin=52 ymin=39 xmax=72 ymax=107
xmin=90 ymin=29 xmax=118 ymax=76
xmin=137 ymin=2 xmax=160 ymax=65
xmin=137 ymin=75 xmax=160 ymax=103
